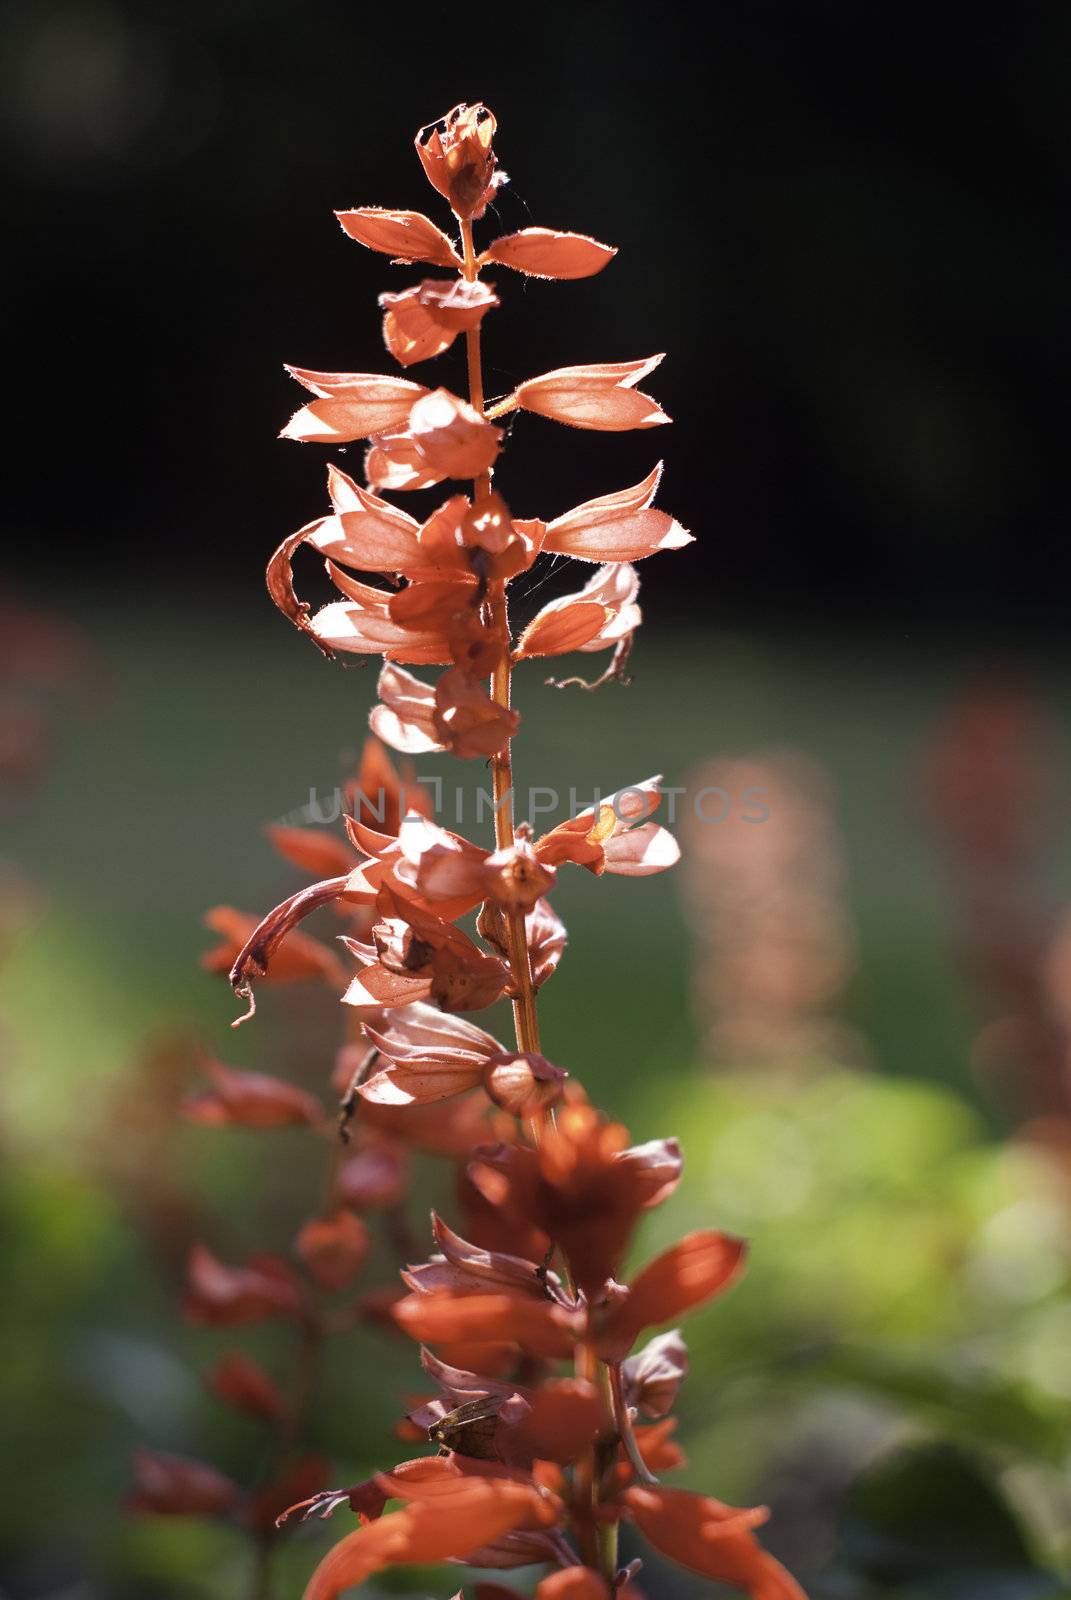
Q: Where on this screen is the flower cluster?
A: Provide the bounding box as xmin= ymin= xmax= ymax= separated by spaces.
xmin=130 ymin=104 xmax=806 ymax=1600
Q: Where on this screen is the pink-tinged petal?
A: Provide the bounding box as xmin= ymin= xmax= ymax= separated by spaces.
xmin=334 ymin=207 xmax=463 ymax=268
xmin=480 ymin=228 xmax=617 ymax=280
xmin=381 ymin=279 xmax=499 ymax=367
xmin=514 ymin=599 xmax=610 ymax=659
xmin=365 ymin=432 xmax=445 ymax=492
xmin=512 ymin=357 xmax=670 ymax=431
xmin=311 ymin=493 xmax=424 ymax=573
xmin=409 ymin=389 xmax=502 ymax=478
xmin=543 ymin=463 xmax=692 ymax=561
xmin=434 ymin=667 xmax=519 ymax=758
xmin=308 ymin=601 xmax=452 ymax=664
xmin=603 ymin=821 xmax=681 ymax=876
xmin=369 ymin=664 xmax=444 ymax=754
xmin=365 ymin=1002 xmax=504 ymax=1071
xmin=281 ymin=371 xmax=428 ymax=443
xmin=359 ymin=1058 xmax=485 ymax=1105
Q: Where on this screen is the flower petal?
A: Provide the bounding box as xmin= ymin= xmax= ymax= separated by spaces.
xmin=481 ymin=228 xmax=617 ymax=280
xmin=281 ymin=371 xmax=428 ymax=443
xmin=335 ymin=206 xmax=463 ymax=268
xmin=624 ymin=1486 xmax=805 ymax=1598
xmin=369 ymin=664 xmax=444 ymax=754
xmin=302 ymin=1480 xmax=555 ymax=1600
xmin=512 ymin=358 xmax=669 ymax=431
xmin=543 ymin=465 xmax=692 ymax=561
xmin=610 ymin=1233 xmax=747 ymax=1350
xmin=514 ymin=599 xmax=610 ymax=659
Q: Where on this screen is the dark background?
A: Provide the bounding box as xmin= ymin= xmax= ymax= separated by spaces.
xmin=4 ymin=0 xmax=1068 ymax=632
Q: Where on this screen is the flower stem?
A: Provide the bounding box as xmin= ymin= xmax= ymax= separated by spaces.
xmin=459 ymin=217 xmax=542 ymax=1086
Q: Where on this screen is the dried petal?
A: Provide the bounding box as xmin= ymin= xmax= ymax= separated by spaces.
xmin=281 ymin=370 xmax=428 ymax=444
xmin=484 ymin=1053 xmax=568 ymax=1117
xmin=512 ymin=358 xmax=669 ymax=432
xmin=335 ymin=207 xmax=463 ymax=268
xmin=620 ymin=1330 xmax=689 ymax=1419
xmin=543 ymin=465 xmax=691 ymax=562
xmin=415 ymin=103 xmax=501 ymax=220
xmin=370 ymin=664 xmax=444 ymax=754
xmin=514 ymin=600 xmax=609 ymax=659
xmin=481 ymin=229 xmax=616 ymax=280
xmin=434 ymin=669 xmax=519 ymax=760
xmin=381 ymin=279 xmax=499 ymax=367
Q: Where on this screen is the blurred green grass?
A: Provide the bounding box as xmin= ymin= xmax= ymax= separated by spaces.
xmin=4 ymin=596 xmax=1071 ymax=1597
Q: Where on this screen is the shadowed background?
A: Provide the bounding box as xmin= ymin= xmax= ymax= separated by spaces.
xmin=3 ymin=2 xmax=1071 ymax=1598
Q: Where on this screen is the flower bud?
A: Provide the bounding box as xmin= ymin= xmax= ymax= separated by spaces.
xmin=415 ymin=103 xmax=502 ymax=220
xmin=485 ymin=1051 xmax=567 ymax=1116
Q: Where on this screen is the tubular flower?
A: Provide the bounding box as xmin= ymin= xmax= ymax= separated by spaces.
xmin=177 ymin=100 xmax=806 ymax=1600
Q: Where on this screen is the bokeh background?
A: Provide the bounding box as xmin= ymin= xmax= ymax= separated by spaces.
xmin=3 ymin=2 xmax=1071 ymax=1596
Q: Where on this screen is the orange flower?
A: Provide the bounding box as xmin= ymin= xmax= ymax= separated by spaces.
xmin=392 ymin=1290 xmax=581 ymax=1360
xmin=381 ymin=278 xmax=499 ymax=367
xmin=302 ymin=1476 xmax=558 ymax=1600
xmin=469 ymin=1105 xmax=682 ymax=1295
xmin=415 ymin=103 xmax=502 ymax=220
xmin=595 ymin=1230 xmax=747 ymax=1359
xmin=509 ymin=357 xmax=670 ymax=431
xmin=624 ymin=1485 xmax=806 ymax=1599
xmin=479 ymin=228 xmax=617 ymax=280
